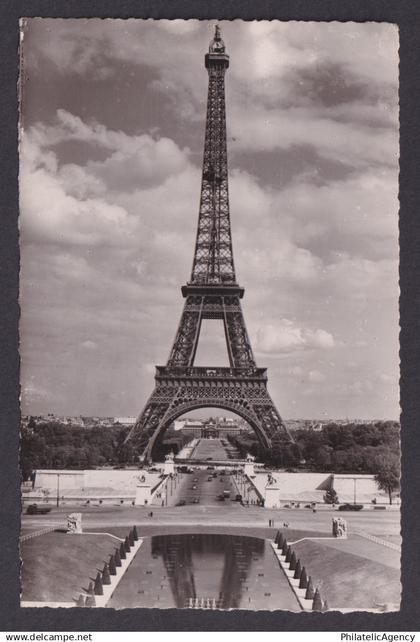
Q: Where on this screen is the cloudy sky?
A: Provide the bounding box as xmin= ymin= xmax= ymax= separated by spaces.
xmin=19 ymin=19 xmax=399 ymax=420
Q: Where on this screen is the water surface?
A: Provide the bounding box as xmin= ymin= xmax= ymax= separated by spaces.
xmin=108 ymin=533 xmax=300 ymax=610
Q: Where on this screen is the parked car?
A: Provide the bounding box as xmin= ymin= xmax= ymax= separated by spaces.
xmin=338 ymin=503 xmax=363 ymax=511
xmin=26 ymin=504 xmax=52 ymax=515
xmin=176 ymin=500 xmax=186 ymax=506
xmin=193 ymin=498 xmax=200 ymax=504
xmin=207 ymin=477 xmax=213 ymax=481
xmin=192 ymin=485 xmax=197 ymax=490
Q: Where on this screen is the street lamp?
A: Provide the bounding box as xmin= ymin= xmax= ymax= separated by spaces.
xmin=56 ymin=473 xmax=60 ymax=508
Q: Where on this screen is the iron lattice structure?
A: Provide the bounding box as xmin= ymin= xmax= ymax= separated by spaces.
xmin=125 ymin=26 xmax=296 ymax=461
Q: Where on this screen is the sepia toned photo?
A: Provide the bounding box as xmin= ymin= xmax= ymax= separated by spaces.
xmin=19 ymin=19 xmax=400 ymax=611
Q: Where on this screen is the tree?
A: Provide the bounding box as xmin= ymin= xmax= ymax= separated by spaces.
xmin=313 ymin=445 xmax=332 ymax=471
xmin=375 ymin=454 xmax=400 ymax=504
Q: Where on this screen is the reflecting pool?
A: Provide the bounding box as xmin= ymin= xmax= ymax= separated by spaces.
xmin=107 ymin=533 xmax=300 ymax=611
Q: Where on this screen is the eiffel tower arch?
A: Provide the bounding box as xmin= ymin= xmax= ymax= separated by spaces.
xmin=125 ymin=26 xmax=297 ymax=462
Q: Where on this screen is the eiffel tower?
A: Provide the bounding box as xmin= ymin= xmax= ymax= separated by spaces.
xmin=125 ymin=26 xmax=296 ymax=462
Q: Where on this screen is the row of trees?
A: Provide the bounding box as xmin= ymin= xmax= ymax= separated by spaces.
xmin=293 ymin=421 xmax=399 ymax=474
xmin=20 ymin=419 xmax=193 ymax=480
xmin=228 ymin=421 xmax=400 ymax=502
xmin=227 ymin=421 xmax=400 ymax=475
xmin=20 ymin=421 xmax=130 ymax=479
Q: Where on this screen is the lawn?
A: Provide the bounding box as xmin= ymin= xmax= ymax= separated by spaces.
xmin=21 ymin=531 xmax=121 ymax=603
xmin=292 ymin=536 xmax=400 ymax=610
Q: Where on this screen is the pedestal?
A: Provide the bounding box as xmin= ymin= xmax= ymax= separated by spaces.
xmin=244 ymin=462 xmax=255 ymax=476
xmin=163 ymin=460 xmax=175 ymax=475
xmin=135 ymin=484 xmax=152 ymax=506
xmin=332 ymin=517 xmax=348 ymax=538
xmin=264 ymin=484 xmax=281 ymax=508
xmin=66 ymin=513 xmax=82 ymax=534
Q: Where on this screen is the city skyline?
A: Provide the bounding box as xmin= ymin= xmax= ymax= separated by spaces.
xmin=19 ymin=19 xmax=399 ymax=419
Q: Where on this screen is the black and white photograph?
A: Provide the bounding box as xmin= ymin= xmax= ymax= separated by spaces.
xmin=18 ymin=18 xmax=400 ymax=612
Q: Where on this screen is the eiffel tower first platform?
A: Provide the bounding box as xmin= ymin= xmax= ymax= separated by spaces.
xmin=125 ymin=26 xmax=297 ymax=462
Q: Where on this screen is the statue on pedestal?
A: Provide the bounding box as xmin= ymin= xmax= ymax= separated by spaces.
xmin=163 ymin=451 xmax=175 ymax=475
xmin=67 ymin=512 xmax=82 ymax=534
xmin=267 ymin=472 xmax=275 ymax=486
xmin=332 ymin=516 xmax=347 ymax=538
xmin=244 ymin=452 xmax=256 ymax=477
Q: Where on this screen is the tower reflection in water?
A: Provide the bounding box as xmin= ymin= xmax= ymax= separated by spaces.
xmin=151 ymin=534 xmax=264 ymax=609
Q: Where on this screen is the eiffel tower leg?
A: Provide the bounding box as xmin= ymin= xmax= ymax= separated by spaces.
xmin=124 ymin=392 xmax=171 ymax=462
xmin=223 ymin=296 xmax=256 ymax=368
xmin=251 ymin=391 xmax=293 ymax=443
xmin=167 ymin=296 xmax=203 ymax=367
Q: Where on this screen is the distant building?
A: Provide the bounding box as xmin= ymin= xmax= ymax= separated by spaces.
xmin=79 ymin=416 xmax=115 ymax=428
xmin=114 ymin=417 xmax=137 ymax=426
xmin=174 ymin=416 xmax=249 ymax=438
xmin=174 ymin=419 xmax=203 ymax=438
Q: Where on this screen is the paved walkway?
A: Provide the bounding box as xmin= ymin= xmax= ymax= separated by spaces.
xmin=191 ymin=439 xmax=229 ymax=461
xmin=22 ymin=501 xmax=400 ymax=538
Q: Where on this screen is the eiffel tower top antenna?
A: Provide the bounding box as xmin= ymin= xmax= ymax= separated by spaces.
xmin=210 ymin=23 xmax=224 ymax=52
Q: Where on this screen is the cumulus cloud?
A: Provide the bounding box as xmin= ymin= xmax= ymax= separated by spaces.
xmin=20 ymin=163 xmax=135 ymax=248
xmin=253 ymin=319 xmax=335 ymax=356
xmin=308 ymin=370 xmax=327 ymax=383
xmin=30 ymin=109 xmax=191 ymax=189
xmin=288 ymin=366 xmax=326 ymax=384
xmin=24 ymin=20 xmax=398 ymax=96
xmin=23 ymin=21 xmax=398 ymax=142
xmin=275 ymin=168 xmax=399 ymax=260
xmin=81 ymin=340 xmax=97 ymax=350
xmin=19 ymin=20 xmax=399 ymax=419
xmin=19 ymin=111 xmax=195 ymax=251
xmin=323 ymin=255 xmax=398 ymax=302
xmin=229 ymin=104 xmax=398 ymax=169
xmin=86 ymin=137 xmax=189 ymax=191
